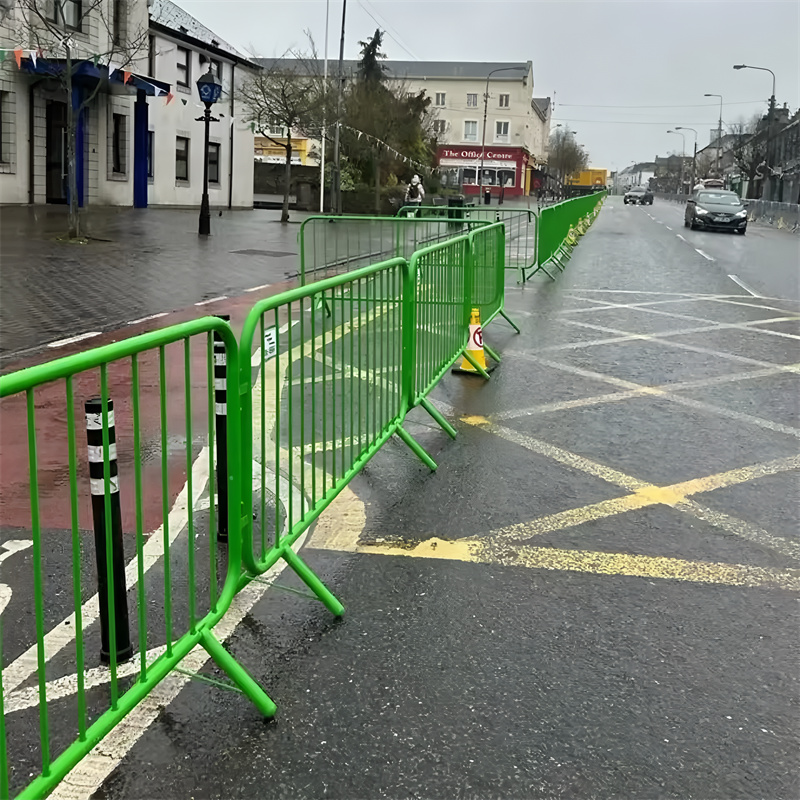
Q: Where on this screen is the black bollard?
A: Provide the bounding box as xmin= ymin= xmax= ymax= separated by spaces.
xmin=85 ymin=397 xmax=132 ymax=665
xmin=214 ymin=315 xmax=230 ymax=542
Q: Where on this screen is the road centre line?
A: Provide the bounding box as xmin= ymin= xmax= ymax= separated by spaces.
xmin=695 ymin=248 xmax=714 ymax=261
xmin=457 ymin=417 xmax=800 ymax=562
xmin=666 ymin=226 xmax=673 ymax=231
xmin=244 ymin=283 xmax=272 ymax=293
xmin=728 ymin=274 xmax=762 ymax=297
xmin=194 ymin=296 xmax=228 ymax=306
xmin=353 ymin=538 xmax=800 ymax=591
xmin=47 ymin=331 xmax=102 ymax=348
xmin=676 ymin=234 xmax=688 ymax=242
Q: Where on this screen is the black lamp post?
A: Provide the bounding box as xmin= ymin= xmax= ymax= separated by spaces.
xmin=196 ymin=66 xmax=223 ymax=236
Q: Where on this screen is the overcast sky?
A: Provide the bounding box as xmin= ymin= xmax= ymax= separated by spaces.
xmin=179 ymin=0 xmax=800 ymax=171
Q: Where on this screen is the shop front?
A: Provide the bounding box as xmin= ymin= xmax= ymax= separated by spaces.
xmin=437 ymin=145 xmax=530 ymax=197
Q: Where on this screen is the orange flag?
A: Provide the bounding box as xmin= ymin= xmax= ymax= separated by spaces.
xmin=14 ymin=47 xmax=23 ymax=68
xmin=165 ymin=91 xmax=174 ymax=105
xmin=123 ymin=70 xmax=131 ymax=84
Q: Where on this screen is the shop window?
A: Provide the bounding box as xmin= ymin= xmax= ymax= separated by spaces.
xmin=466 ymin=93 xmax=478 ymax=108
xmin=435 ymin=92 xmax=446 ymax=107
xmin=495 ymin=120 xmax=510 ymax=144
xmin=111 ymin=113 xmax=127 ymax=174
xmin=498 ymin=93 xmax=510 ymax=108
xmin=208 ymin=142 xmax=220 ymax=184
xmin=176 ymin=136 xmax=189 ymax=181
xmin=498 ymin=169 xmax=515 ymax=187
xmin=176 ymin=47 xmax=191 ymax=88
xmin=463 ymin=168 xmax=476 ymax=185
xmin=464 ymin=120 xmax=477 ymax=142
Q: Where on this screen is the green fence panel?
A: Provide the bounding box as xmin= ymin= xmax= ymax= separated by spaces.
xmin=297 ymin=215 xmax=488 ymax=285
xmin=468 ymin=221 xmax=507 ymax=327
xmin=237 ymin=257 xmax=439 ymax=600
xmin=535 ymin=192 xmax=605 ymax=274
xmin=0 ymin=318 xmax=277 ymax=800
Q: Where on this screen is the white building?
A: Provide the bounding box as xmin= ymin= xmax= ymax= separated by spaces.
xmin=0 ymin=0 xmax=257 ymax=208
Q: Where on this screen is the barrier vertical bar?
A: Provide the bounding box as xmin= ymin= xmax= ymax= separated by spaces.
xmin=84 ymin=397 xmax=132 ymax=665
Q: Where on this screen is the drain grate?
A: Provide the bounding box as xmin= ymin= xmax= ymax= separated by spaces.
xmin=231 ymin=249 xmax=296 ymax=257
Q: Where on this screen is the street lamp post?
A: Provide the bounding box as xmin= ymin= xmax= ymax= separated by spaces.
xmin=667 ymin=130 xmax=685 ymax=193
xmin=675 ymin=127 xmax=698 ymax=192
xmin=733 ymin=64 xmax=777 ymax=200
xmin=478 ymin=65 xmax=526 ymax=201
xmin=704 ymin=93 xmax=724 ymax=178
xmin=196 ymin=67 xmax=223 ymax=236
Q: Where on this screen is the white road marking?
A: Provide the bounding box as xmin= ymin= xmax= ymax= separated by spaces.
xmin=244 ymin=284 xmax=272 ymax=293
xmin=728 ymin=274 xmax=762 ymax=297
xmin=194 ymin=296 xmax=228 ymax=306
xmin=0 ymin=540 xmax=33 ymax=616
xmin=676 ymin=234 xmax=687 ymax=242
xmin=47 ymin=332 xmax=102 ymax=348
xmin=665 ymin=226 xmax=673 ymax=231
xmin=126 ymin=312 xmax=169 ymax=325
xmin=695 ymin=249 xmax=714 ymax=261
xmin=278 ymin=319 xmax=299 ymax=334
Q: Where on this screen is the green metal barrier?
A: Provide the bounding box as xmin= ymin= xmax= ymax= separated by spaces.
xmin=298 ymin=215 xmax=489 ymax=285
xmin=0 ymin=319 xmax=276 ymax=800
xmin=402 ymin=206 xmax=538 ymax=284
xmin=534 ymin=192 xmax=606 ymax=279
xmin=237 ymin=257 xmax=439 ymax=595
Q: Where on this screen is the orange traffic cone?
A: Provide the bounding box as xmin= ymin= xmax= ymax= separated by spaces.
xmin=453 ymin=307 xmax=495 ymax=375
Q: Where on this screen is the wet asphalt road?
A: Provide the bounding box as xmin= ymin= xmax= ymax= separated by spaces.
xmin=2 ymin=197 xmax=800 ymax=799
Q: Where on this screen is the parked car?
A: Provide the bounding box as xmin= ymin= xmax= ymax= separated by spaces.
xmin=684 ymin=190 xmax=747 ymax=234
xmin=624 ymin=186 xmax=653 ymax=205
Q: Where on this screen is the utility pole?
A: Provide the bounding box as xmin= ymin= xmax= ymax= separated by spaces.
xmin=319 ymin=0 xmax=330 ymax=213
xmin=332 ymin=0 xmax=347 ymax=215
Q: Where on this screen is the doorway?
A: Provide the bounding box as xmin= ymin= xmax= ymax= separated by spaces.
xmin=45 ymin=100 xmax=67 ymax=203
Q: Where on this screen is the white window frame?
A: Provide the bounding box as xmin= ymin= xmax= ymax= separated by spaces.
xmin=435 ymin=92 xmax=446 ymax=107
xmin=466 ymin=93 xmax=478 ymax=108
xmin=463 ymin=120 xmax=478 ymax=142
xmin=498 ymin=93 xmax=510 ymax=108
xmin=494 ymin=120 xmax=510 ymax=144
xmin=433 ymin=119 xmax=446 ymax=136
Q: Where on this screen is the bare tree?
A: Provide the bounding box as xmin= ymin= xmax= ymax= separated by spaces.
xmin=11 ymin=0 xmax=148 ymax=239
xmin=729 ymin=115 xmax=767 ymax=199
xmin=238 ymin=38 xmax=326 ymax=223
xmin=547 ymin=127 xmax=588 ymax=191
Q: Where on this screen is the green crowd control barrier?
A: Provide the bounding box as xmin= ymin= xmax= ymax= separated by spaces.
xmin=0 ymin=318 xmax=277 ymax=800
xmin=1 ymin=217 xmax=512 ymax=799
xmin=402 ymin=206 xmax=538 ymax=284
xmin=297 ymin=215 xmax=490 ymax=286
xmin=534 ymin=192 xmax=606 ymax=280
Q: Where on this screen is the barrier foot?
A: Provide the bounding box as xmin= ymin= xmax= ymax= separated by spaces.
xmin=483 ymin=342 xmax=502 ymax=364
xmin=283 ymin=547 xmax=345 ymax=616
xmin=396 ymin=425 xmax=438 ymax=471
xmin=200 ymin=630 xmax=277 ymax=718
xmin=499 ymin=309 xmax=521 ymax=334
xmin=458 ymin=349 xmax=492 ymax=379
xmin=420 ymin=397 xmax=457 ymax=439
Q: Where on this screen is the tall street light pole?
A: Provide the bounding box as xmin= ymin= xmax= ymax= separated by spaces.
xmin=319 ymin=0 xmax=330 ymax=213
xmin=675 ymin=126 xmax=698 ymax=191
xmin=478 ymin=65 xmax=526 ymax=200
xmin=667 ymin=130 xmax=685 ymax=193
xmin=733 ymin=64 xmax=777 ymax=200
xmin=196 ymin=67 xmax=223 ymax=236
xmin=704 ymin=93 xmax=723 ymax=178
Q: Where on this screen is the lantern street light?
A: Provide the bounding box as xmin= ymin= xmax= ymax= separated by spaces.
xmin=196 ymin=66 xmax=223 ymax=236
xmin=675 ymin=127 xmax=698 ymax=192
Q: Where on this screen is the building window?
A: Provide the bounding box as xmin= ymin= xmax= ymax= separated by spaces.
xmin=176 ymin=136 xmax=189 ymax=181
xmin=111 ymin=113 xmax=127 ymax=174
xmin=112 ymin=0 xmax=125 ymax=45
xmin=0 ymin=91 xmax=6 ymax=163
xmin=435 ymin=92 xmax=445 ymax=107
xmin=208 ymin=142 xmax=220 ymax=184
xmin=464 ymin=120 xmax=478 ymax=142
xmin=147 ymin=131 xmax=154 ymax=178
xmin=148 ymin=34 xmax=156 ymax=77
xmin=50 ymin=0 xmax=82 ymax=30
xmin=498 ymin=93 xmax=509 ymax=108
xmin=495 ymin=120 xmax=510 ymax=143
xmin=268 ymin=118 xmax=285 ymax=137
xmin=466 ymin=93 xmax=478 ymax=108
xmin=210 ymin=59 xmax=223 ymax=83
xmin=176 ymin=46 xmax=191 ymax=88
xmin=433 ymin=119 xmax=446 ymax=136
